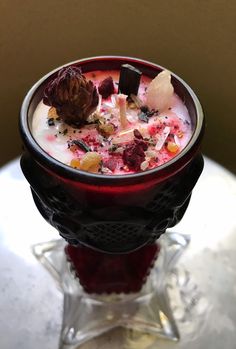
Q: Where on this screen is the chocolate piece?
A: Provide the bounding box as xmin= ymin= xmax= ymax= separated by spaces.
xmin=118 ymin=64 xmax=142 ymax=96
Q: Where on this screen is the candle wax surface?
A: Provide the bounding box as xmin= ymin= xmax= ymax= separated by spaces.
xmin=32 ymin=70 xmax=192 ymax=175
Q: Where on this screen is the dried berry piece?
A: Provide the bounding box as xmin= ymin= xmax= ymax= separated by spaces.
xmin=98 ymin=76 xmax=115 ymax=98
xmin=123 ymin=134 xmax=148 ymax=171
xmin=118 ymin=64 xmax=142 ymax=96
xmin=43 ymin=66 xmax=99 ymax=127
xmin=123 ymin=143 xmax=146 ymax=171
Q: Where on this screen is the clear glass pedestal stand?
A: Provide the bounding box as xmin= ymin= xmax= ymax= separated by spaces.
xmin=32 ymin=232 xmax=190 ymax=349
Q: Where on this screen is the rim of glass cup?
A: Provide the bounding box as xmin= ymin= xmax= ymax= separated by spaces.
xmin=20 ymin=56 xmax=204 ymax=185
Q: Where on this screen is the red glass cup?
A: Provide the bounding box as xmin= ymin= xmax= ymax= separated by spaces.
xmin=20 ymin=56 xmax=204 ymax=293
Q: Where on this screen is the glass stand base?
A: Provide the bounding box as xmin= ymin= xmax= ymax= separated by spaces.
xmin=32 ymin=232 xmax=190 ymax=348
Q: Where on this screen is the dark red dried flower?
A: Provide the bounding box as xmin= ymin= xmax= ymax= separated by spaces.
xmin=98 ymin=76 xmax=115 ymax=98
xmin=123 ymin=130 xmax=148 ymax=170
xmin=123 ymin=138 xmax=148 ymax=171
xmin=43 ymin=66 xmax=99 ymax=127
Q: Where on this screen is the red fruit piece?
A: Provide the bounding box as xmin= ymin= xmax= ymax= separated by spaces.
xmin=98 ymin=77 xmax=115 ymax=98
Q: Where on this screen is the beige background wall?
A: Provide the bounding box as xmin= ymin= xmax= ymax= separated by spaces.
xmin=0 ymin=0 xmax=235 ymax=173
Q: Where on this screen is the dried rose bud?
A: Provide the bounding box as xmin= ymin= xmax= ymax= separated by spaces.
xmin=43 ymin=66 xmax=99 ymax=127
xmin=98 ymin=76 xmax=115 ymax=98
xmin=123 ymin=137 xmax=148 ymax=171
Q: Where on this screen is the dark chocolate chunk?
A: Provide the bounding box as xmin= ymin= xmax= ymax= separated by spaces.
xmin=118 ymin=64 xmax=142 ymax=96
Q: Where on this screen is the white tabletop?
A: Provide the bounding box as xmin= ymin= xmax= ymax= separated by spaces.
xmin=0 ymin=157 xmax=236 ymax=349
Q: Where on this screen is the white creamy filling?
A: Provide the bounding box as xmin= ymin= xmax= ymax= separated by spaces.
xmin=31 ymin=71 xmax=192 ymax=173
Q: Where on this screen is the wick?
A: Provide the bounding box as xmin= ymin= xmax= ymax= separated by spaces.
xmin=117 ymin=94 xmax=128 ymax=128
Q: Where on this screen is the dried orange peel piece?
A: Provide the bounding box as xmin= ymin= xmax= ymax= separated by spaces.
xmin=79 ymin=152 xmax=102 ymax=173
